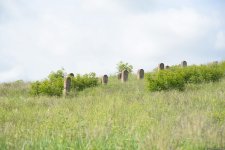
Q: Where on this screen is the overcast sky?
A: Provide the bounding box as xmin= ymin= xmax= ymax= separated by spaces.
xmin=0 ymin=0 xmax=225 ymax=82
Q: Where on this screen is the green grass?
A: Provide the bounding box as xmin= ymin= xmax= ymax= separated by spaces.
xmin=0 ymin=75 xmax=225 ymax=149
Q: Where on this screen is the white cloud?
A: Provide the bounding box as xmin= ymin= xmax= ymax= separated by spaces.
xmin=81 ymin=0 xmax=122 ymax=13
xmin=0 ymin=0 xmax=224 ymax=82
xmin=0 ymin=66 xmax=24 ymax=82
xmin=215 ymin=31 xmax=225 ymax=50
xmin=112 ymin=8 xmax=215 ymax=67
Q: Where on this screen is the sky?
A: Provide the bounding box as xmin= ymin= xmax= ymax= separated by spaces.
xmin=0 ymin=0 xmax=225 ymax=82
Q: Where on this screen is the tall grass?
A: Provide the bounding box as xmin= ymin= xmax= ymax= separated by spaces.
xmin=0 ymin=80 xmax=30 ymax=97
xmin=0 ymin=75 xmax=225 ymax=149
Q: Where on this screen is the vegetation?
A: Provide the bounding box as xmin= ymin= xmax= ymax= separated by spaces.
xmin=146 ymin=62 xmax=225 ymax=92
xmin=0 ymin=75 xmax=225 ymax=149
xmin=117 ymin=61 xmax=133 ymax=73
xmin=0 ymin=80 xmax=30 ymax=97
xmin=0 ymin=62 xmax=225 ymax=149
xmin=71 ymin=72 xmax=99 ymax=92
xmin=30 ymin=70 xmax=99 ymax=96
xmin=146 ymin=70 xmax=185 ymax=91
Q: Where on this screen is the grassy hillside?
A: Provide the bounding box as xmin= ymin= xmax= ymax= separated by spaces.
xmin=0 ymin=75 xmax=225 ymax=149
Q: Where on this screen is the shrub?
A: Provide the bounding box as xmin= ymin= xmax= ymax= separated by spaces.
xmin=117 ymin=61 xmax=133 ymax=73
xmin=146 ymin=70 xmax=185 ymax=92
xmin=146 ymin=63 xmax=224 ymax=92
xmin=71 ymin=73 xmax=99 ymax=92
xmin=30 ymin=70 xmax=64 ymax=96
xmin=218 ymin=61 xmax=225 ymax=76
xmin=30 ymin=70 xmax=99 ymax=96
xmin=178 ymin=65 xmax=223 ymax=84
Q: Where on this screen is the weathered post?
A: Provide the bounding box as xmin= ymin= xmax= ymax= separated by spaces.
xmin=102 ymin=75 xmax=108 ymax=85
xmin=121 ymin=70 xmax=129 ymax=82
xmin=165 ymin=66 xmax=170 ymax=69
xmin=63 ymin=76 xmax=71 ymax=97
xmin=118 ymin=73 xmax=122 ymax=80
xmin=137 ymin=69 xmax=144 ymax=80
xmin=181 ymin=61 xmax=187 ymax=67
xmin=158 ymin=63 xmax=164 ymax=71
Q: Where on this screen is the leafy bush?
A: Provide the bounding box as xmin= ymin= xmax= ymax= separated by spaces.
xmin=178 ymin=65 xmax=223 ymax=84
xmin=146 ymin=70 xmax=185 ymax=92
xmin=30 ymin=70 xmax=99 ymax=96
xmin=117 ymin=61 xmax=133 ymax=73
xmin=30 ymin=70 xmax=64 ymax=96
xmin=218 ymin=61 xmax=225 ymax=75
xmin=146 ymin=64 xmax=224 ymax=92
xmin=71 ymin=73 xmax=99 ymax=91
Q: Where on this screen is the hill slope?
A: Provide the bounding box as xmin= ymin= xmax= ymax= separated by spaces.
xmin=0 ymin=75 xmax=225 ymax=149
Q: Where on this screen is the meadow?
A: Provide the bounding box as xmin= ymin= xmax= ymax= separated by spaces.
xmin=0 ymin=73 xmax=225 ymax=150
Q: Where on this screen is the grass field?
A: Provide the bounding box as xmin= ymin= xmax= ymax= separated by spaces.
xmin=0 ymin=75 xmax=225 ymax=149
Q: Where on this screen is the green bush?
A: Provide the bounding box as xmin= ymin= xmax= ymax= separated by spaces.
xmin=71 ymin=73 xmax=99 ymax=91
xmin=30 ymin=70 xmax=99 ymax=96
xmin=146 ymin=70 xmax=185 ymax=92
xmin=117 ymin=61 xmax=133 ymax=73
xmin=179 ymin=65 xmax=223 ymax=84
xmin=30 ymin=70 xmax=64 ymax=96
xmin=146 ymin=63 xmax=224 ymax=92
xmin=218 ymin=61 xmax=225 ymax=75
